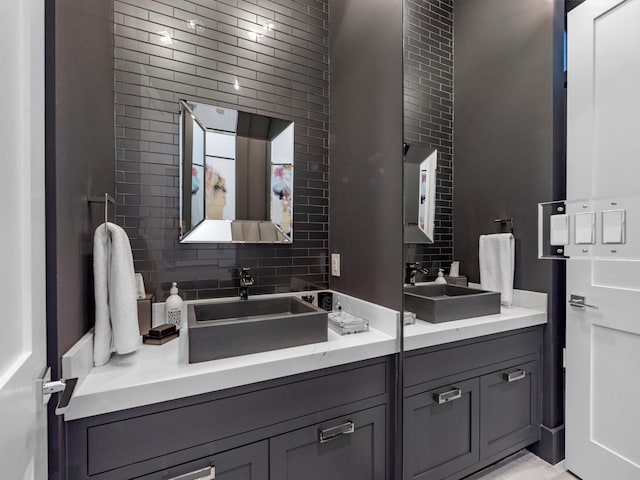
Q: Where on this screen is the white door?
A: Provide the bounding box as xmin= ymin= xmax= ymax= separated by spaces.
xmin=0 ymin=0 xmax=48 ymax=479
xmin=566 ymin=0 xmax=640 ymax=478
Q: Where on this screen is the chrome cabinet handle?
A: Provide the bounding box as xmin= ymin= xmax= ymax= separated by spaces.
xmin=319 ymin=421 xmax=355 ymax=443
xmin=503 ymin=369 xmax=526 ymax=383
xmin=433 ymin=388 xmax=462 ymax=405
xmin=568 ymin=294 xmax=599 ymax=310
xmin=168 ymin=466 xmax=215 ymax=480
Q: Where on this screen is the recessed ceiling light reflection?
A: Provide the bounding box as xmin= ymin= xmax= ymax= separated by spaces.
xmin=233 ymin=78 xmax=240 ymax=90
xmin=247 ymin=31 xmax=259 ymax=41
xmin=186 ymin=20 xmax=205 ymax=33
xmin=158 ymin=30 xmax=173 ymax=45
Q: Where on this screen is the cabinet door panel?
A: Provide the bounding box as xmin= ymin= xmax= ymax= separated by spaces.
xmin=403 ymin=377 xmax=480 ymax=480
xmin=270 ymin=405 xmax=386 ymax=480
xmin=138 ymin=441 xmax=268 ymax=480
xmin=480 ymin=361 xmax=539 ymax=459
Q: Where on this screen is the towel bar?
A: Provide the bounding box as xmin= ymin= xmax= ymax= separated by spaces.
xmin=493 ymin=217 xmax=514 ymax=234
xmin=88 ymin=193 xmax=117 ymax=285
xmin=88 ymin=193 xmax=116 ymax=234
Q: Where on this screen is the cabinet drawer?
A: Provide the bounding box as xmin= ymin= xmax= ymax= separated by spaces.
xmin=480 ymin=361 xmax=539 ymax=459
xmin=270 ymin=405 xmax=387 ymax=480
xmin=137 ymin=441 xmax=267 ymax=480
xmin=83 ymin=361 xmax=387 ymax=476
xmin=403 ymin=378 xmax=480 ymax=480
xmin=405 ymin=329 xmax=540 ymax=389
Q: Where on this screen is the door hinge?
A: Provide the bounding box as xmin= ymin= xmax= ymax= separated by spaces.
xmin=37 ymin=367 xmax=78 ymax=416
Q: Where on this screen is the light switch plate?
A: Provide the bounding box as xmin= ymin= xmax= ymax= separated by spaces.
xmin=331 ymin=253 xmax=340 ymax=277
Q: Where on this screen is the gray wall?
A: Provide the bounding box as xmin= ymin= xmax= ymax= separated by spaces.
xmin=454 ymin=0 xmax=556 ymax=289
xmin=114 ymin=0 xmax=330 ymax=300
xmin=328 ymin=0 xmax=404 ymax=311
xmin=47 ymin=0 xmax=115 ymax=366
xmin=453 ymin=0 xmax=565 ymax=463
xmin=403 ymin=0 xmax=454 ymax=272
xmin=45 ymin=1 xmax=115 ymax=477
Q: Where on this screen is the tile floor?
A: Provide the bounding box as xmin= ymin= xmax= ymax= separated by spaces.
xmin=466 ymin=450 xmax=580 ymax=480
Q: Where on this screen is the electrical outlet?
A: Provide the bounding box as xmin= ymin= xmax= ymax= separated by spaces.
xmin=331 ymin=253 xmax=340 ymax=277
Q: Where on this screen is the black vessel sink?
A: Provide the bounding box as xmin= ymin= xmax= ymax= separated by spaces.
xmin=404 ymin=284 xmax=501 ymax=324
xmin=187 ymin=296 xmax=328 ymax=363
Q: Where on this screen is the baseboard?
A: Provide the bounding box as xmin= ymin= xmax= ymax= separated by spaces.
xmin=528 ymin=424 xmax=565 ymax=465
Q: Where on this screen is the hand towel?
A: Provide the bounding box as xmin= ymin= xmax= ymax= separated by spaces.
xmin=479 ymin=233 xmax=515 ymax=307
xmin=93 ymin=222 xmax=140 ymax=367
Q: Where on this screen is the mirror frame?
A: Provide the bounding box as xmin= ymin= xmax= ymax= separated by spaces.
xmin=404 ymin=143 xmax=438 ymax=244
xmin=179 ymin=100 xmax=295 ymax=244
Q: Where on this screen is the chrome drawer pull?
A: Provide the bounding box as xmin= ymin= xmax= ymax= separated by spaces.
xmin=503 ymin=370 xmax=526 ymax=383
xmin=319 ymin=421 xmax=355 ymax=443
xmin=168 ymin=465 xmax=215 ymax=480
xmin=433 ymin=388 xmax=462 ymax=404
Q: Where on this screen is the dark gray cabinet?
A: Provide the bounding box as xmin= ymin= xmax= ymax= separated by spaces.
xmin=138 ymin=441 xmax=268 ymax=480
xmin=480 ymin=361 xmax=539 ymax=459
xmin=270 ymin=405 xmax=386 ymax=480
xmin=65 ymin=357 xmax=391 ymax=480
xmin=403 ymin=378 xmax=479 ymax=480
xmin=403 ymin=327 xmax=542 ymax=480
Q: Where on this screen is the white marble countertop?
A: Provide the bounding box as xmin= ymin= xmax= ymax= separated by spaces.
xmin=63 ymin=291 xmax=400 ymax=420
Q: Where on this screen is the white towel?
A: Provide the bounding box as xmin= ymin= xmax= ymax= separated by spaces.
xmin=93 ymin=222 xmax=140 ymax=367
xmin=479 ymin=233 xmax=515 ymax=307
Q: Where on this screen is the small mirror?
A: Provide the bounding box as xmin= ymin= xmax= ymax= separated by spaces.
xmin=404 ymin=143 xmax=437 ymax=244
xmin=179 ymin=100 xmax=295 ymax=243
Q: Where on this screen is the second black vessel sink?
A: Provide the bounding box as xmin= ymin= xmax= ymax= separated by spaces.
xmin=404 ymin=284 xmax=501 ymax=324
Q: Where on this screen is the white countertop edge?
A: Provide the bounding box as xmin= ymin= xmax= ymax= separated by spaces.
xmin=403 ymin=309 xmax=547 ymax=352
xmin=64 ymin=328 xmax=397 ymax=421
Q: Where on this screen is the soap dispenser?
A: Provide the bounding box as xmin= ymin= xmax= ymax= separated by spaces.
xmin=435 ymin=269 xmax=447 ymax=285
xmin=165 ymin=282 xmax=184 ymax=328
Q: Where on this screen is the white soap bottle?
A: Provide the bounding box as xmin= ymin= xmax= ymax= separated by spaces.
xmin=165 ymin=282 xmax=184 ymax=328
xmin=435 ymin=269 xmax=447 ymax=284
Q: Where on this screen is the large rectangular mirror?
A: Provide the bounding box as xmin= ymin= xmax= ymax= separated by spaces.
xmin=179 ymin=100 xmax=295 ymax=243
xmin=404 ymin=143 xmax=437 ymax=244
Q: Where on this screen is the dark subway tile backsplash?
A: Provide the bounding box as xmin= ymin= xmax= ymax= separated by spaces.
xmin=114 ymin=0 xmax=329 ymax=300
xmin=403 ymin=0 xmax=454 ymax=273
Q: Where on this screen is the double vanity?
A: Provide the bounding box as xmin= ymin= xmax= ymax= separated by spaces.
xmin=63 ymin=287 xmax=546 ymax=480
xmin=68 ymin=104 xmax=544 ymax=476
xmin=68 ymin=110 xmax=545 ymax=476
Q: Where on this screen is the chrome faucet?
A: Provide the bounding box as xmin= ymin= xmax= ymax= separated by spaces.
xmin=239 ymin=267 xmax=255 ymax=300
xmin=405 ymin=262 xmax=430 ymax=286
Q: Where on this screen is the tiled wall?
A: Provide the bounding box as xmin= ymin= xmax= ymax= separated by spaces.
xmin=114 ymin=0 xmax=329 ymax=300
xmin=403 ymin=0 xmax=454 ymax=274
